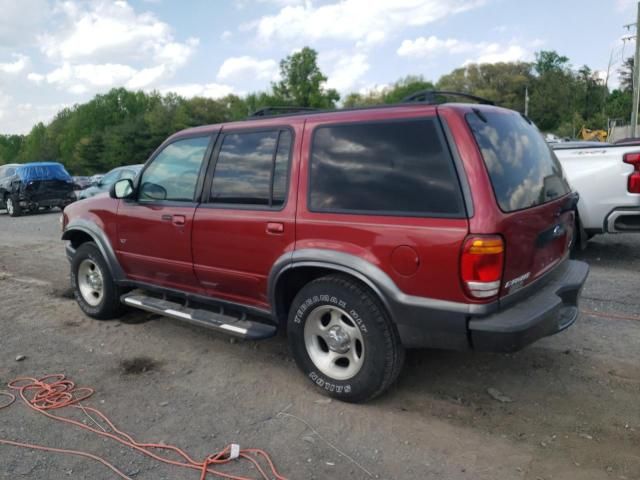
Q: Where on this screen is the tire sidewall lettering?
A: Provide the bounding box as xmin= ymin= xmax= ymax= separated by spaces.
xmin=308 ymin=371 xmax=351 ymax=394
xmin=294 ymin=294 xmax=368 ymax=334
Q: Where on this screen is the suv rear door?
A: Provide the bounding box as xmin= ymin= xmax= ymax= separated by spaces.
xmin=464 ymin=107 xmax=575 ymax=296
xmin=191 ymin=121 xmax=301 ymax=311
xmin=296 ymin=108 xmax=471 ymax=311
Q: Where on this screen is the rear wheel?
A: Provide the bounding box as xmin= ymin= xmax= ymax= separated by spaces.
xmin=6 ymin=196 xmax=21 ymax=217
xmin=71 ymin=242 xmax=125 ymax=320
xmin=570 ymin=213 xmax=587 ymax=253
xmin=288 ymin=275 xmax=405 ymax=403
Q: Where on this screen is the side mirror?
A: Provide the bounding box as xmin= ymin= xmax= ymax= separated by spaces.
xmin=139 ymin=182 xmax=167 ymax=201
xmin=110 ymin=178 xmax=134 ymax=199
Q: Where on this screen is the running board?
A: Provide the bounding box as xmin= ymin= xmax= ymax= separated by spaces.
xmin=121 ymin=293 xmax=276 ymax=340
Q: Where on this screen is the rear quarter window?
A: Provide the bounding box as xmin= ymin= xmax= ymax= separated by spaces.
xmin=308 ymin=118 xmax=465 ymax=217
xmin=466 ymin=110 xmax=571 ymax=212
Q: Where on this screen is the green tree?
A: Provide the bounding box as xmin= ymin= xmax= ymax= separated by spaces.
xmin=534 ymin=50 xmax=570 ymax=75
xmin=529 ymin=51 xmax=577 ymax=131
xmin=437 ymin=63 xmax=533 ymax=111
xmin=382 ymin=76 xmax=435 ymax=104
xmin=529 ymin=69 xmax=576 ymax=131
xmin=19 ymin=123 xmax=54 ymax=162
xmin=272 ymin=47 xmax=339 ymax=108
xmin=5 ymin=47 xmax=635 ymax=172
xmin=619 ymin=57 xmax=634 ymax=93
xmin=606 ymin=89 xmax=632 ymax=121
xmin=343 ymin=76 xmax=434 ymax=107
xmin=0 ymin=134 xmax=24 ymax=165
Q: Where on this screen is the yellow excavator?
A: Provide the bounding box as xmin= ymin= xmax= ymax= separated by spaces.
xmin=579 ymin=126 xmax=608 ymax=143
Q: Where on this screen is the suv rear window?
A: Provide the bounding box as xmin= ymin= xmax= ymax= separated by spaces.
xmin=467 ymin=110 xmax=570 ymax=212
xmin=309 ymin=119 xmax=464 ymax=217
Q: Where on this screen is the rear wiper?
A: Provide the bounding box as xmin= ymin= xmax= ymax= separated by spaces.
xmin=472 ymin=108 xmax=488 ymax=123
xmin=520 ymin=113 xmax=532 ymax=125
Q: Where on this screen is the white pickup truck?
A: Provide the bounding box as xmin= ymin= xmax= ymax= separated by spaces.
xmin=552 ymin=142 xmax=640 ymax=245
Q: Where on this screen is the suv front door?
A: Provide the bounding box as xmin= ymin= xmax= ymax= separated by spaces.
xmin=116 ymin=134 xmax=214 ymax=291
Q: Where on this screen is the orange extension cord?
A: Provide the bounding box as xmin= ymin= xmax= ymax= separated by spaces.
xmin=0 ymin=375 xmax=288 ymax=480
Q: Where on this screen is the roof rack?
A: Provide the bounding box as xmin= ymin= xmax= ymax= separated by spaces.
xmin=401 ymin=90 xmax=494 ymax=106
xmin=249 ymin=106 xmax=319 ymax=117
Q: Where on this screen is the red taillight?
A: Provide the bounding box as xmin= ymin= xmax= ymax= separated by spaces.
xmin=623 ymin=152 xmax=640 ymax=194
xmin=461 ymin=235 xmax=504 ymax=299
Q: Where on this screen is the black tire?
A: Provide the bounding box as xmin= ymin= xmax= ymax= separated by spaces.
xmin=287 ymin=275 xmax=405 ymax=403
xmin=570 ymin=213 xmax=587 ymax=254
xmin=71 ymin=242 xmax=125 ymax=320
xmin=6 ymin=195 xmax=21 ymax=217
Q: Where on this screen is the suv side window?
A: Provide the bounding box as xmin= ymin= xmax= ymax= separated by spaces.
xmin=139 ymin=136 xmax=210 ymax=202
xmin=309 ymin=119 xmax=464 ymax=217
xmin=210 ymin=129 xmax=292 ymax=207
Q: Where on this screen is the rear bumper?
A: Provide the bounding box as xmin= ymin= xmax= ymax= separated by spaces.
xmin=392 ymin=259 xmax=588 ymax=351
xmin=468 ymin=260 xmax=589 ymax=352
xmin=605 ymin=207 xmax=640 ymax=233
xmin=18 ymin=191 xmax=75 ymax=208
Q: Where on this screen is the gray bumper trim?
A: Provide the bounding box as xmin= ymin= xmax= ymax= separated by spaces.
xmin=468 ymin=260 xmax=589 ymax=352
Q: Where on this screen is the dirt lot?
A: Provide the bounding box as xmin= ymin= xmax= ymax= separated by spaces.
xmin=0 ymin=210 xmax=638 ymax=480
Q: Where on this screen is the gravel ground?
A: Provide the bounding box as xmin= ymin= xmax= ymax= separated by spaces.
xmin=0 ymin=209 xmax=638 ymax=480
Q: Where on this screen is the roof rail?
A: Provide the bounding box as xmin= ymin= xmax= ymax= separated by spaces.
xmin=401 ymin=90 xmax=494 ymax=106
xmin=249 ymin=106 xmax=319 ymax=118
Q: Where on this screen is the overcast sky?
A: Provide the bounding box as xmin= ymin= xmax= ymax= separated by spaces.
xmin=0 ymin=0 xmax=636 ymax=134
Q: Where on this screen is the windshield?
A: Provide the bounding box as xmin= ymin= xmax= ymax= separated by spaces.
xmin=466 ymin=110 xmax=570 ymax=213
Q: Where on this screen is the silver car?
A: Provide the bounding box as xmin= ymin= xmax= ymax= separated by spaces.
xmin=78 ymin=165 xmax=143 ymax=200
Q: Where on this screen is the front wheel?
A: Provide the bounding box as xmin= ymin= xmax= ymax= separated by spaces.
xmin=288 ymin=275 xmax=405 ymax=403
xmin=71 ymin=242 xmax=125 ymax=320
xmin=6 ymin=196 xmax=21 ymax=217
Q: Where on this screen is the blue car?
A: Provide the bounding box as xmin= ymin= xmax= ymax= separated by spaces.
xmin=0 ymin=162 xmax=76 ymax=217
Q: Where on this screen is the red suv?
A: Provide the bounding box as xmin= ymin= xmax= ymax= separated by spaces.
xmin=62 ymin=92 xmax=589 ymax=402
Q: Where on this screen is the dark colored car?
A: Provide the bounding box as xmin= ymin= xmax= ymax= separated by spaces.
xmin=62 ymin=95 xmax=589 ymax=402
xmin=1 ymin=162 xmax=75 ymax=217
xmin=77 ymin=165 xmax=143 ymax=200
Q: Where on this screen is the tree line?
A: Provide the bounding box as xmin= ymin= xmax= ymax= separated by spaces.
xmin=0 ymin=48 xmax=633 ymax=174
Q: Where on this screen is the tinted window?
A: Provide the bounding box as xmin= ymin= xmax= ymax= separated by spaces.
xmin=467 ymin=110 xmax=571 ymax=212
xmin=309 ymin=119 xmax=463 ymax=216
xmin=211 ymin=130 xmax=292 ymax=207
xmin=140 ymin=136 xmax=209 ymax=202
xmin=273 ymin=132 xmax=292 ymax=206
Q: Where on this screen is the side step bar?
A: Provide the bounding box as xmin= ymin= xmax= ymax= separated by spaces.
xmin=121 ymin=293 xmax=276 ymax=340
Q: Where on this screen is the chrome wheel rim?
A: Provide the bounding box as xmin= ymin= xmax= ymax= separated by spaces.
xmin=77 ymin=259 xmax=104 ymax=307
xmin=304 ymin=305 xmax=365 ymax=380
xmin=6 ymin=198 xmax=13 ymax=215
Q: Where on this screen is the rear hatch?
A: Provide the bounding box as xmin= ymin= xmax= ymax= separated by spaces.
xmin=23 ymin=179 xmax=74 ymax=200
xmin=17 ymin=163 xmax=74 ymax=201
xmin=466 ymin=108 xmax=575 ymax=297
